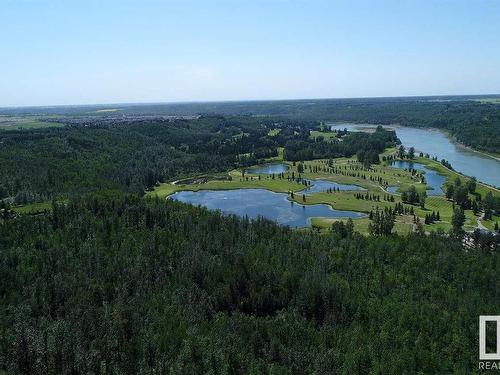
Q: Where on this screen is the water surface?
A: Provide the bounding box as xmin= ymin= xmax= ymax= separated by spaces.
xmin=304 ymin=179 xmax=365 ymax=195
xmin=391 ymin=160 xmax=445 ymax=196
xmin=386 ymin=186 xmax=399 ymax=194
xmin=169 ymin=188 xmax=365 ymax=228
xmin=247 ymin=163 xmax=288 ymax=174
xmin=329 ymin=123 xmax=500 ymax=187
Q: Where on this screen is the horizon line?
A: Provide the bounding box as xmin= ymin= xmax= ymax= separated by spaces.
xmin=1 ymin=92 xmax=500 ymax=111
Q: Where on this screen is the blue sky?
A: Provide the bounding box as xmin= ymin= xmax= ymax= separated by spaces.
xmin=1 ymin=0 xmax=499 ymax=106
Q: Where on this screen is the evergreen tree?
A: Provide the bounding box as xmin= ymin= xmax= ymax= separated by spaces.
xmin=451 ymin=207 xmax=466 ymax=236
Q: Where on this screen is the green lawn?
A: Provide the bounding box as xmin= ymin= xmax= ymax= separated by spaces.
xmin=291 ymin=155 xmax=426 ymax=193
xmin=481 ymin=214 xmax=500 ymax=231
xmin=309 ymin=130 xmax=338 ymax=142
xmin=13 ymin=201 xmax=53 ymax=214
xmin=310 ymin=217 xmax=414 ymax=235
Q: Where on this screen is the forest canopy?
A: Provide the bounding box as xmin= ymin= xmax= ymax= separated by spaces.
xmin=0 ymin=117 xmax=397 ymax=204
xmin=0 ymin=195 xmax=497 ymax=374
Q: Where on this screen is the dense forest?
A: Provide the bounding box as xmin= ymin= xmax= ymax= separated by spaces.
xmin=0 ymin=117 xmax=397 ymax=204
xmin=0 ymin=195 xmax=498 ymax=374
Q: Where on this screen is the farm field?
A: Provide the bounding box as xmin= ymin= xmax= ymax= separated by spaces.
xmin=0 ymin=116 xmax=63 ymax=130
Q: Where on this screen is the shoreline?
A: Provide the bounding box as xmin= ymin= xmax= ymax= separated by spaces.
xmin=440 ymin=128 xmax=500 ymax=162
xmin=415 ymin=156 xmax=500 ymax=193
xmin=327 ymin=120 xmax=500 ymax=162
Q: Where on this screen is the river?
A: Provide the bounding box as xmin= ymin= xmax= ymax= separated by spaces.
xmin=329 ymin=123 xmax=500 ymax=188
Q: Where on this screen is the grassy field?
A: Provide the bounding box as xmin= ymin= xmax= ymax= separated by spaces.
xmin=0 ymin=117 xmax=64 ymax=131
xmin=310 ymin=217 xmax=414 ymax=234
xmin=12 ymin=201 xmax=53 ymax=214
xmin=481 ymin=214 xmax=500 ymax=231
xmin=260 ymin=147 xmax=285 ymax=162
xmin=267 ymin=128 xmax=281 ymax=136
xmin=473 ymin=98 xmax=500 ymax=104
xmin=309 ymin=130 xmax=339 ymax=141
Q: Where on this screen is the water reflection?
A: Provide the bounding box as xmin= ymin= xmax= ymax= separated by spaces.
xmin=169 ymin=188 xmax=366 ymax=228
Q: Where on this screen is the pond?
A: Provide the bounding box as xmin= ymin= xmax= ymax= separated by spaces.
xmin=303 ymin=179 xmax=365 ymax=195
xmin=247 ymin=163 xmax=288 ymax=174
xmin=329 ymin=123 xmax=500 ymax=187
xmin=391 ymin=160 xmax=446 ymax=196
xmin=386 ymin=186 xmax=399 ymax=194
xmin=169 ymin=188 xmax=366 ymax=228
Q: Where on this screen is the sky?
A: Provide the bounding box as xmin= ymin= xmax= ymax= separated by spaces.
xmin=1 ymin=0 xmax=500 ymax=107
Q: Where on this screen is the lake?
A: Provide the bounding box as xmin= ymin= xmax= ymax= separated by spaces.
xmin=329 ymin=123 xmax=500 ymax=187
xmin=169 ymin=188 xmax=366 ymax=228
xmin=391 ymin=160 xmax=446 ymax=196
xmin=247 ymin=163 xmax=288 ymax=174
xmin=304 ymin=179 xmax=365 ymax=195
